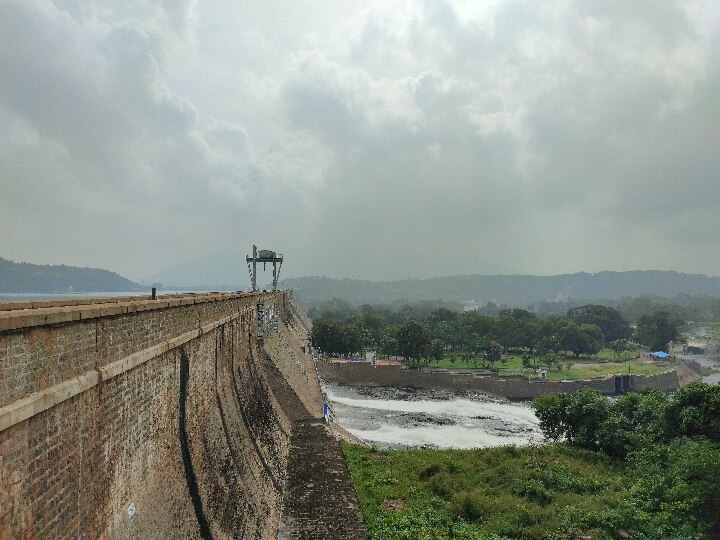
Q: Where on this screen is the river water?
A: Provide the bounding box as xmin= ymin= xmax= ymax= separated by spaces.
xmin=325 ymin=383 xmax=542 ymax=450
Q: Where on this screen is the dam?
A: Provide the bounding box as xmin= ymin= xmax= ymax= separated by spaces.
xmin=0 ymin=292 xmax=365 ymax=539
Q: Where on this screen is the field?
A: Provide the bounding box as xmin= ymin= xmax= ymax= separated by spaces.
xmin=343 ymin=443 xmax=635 ymax=540
xmin=415 ymin=348 xmax=671 ymax=381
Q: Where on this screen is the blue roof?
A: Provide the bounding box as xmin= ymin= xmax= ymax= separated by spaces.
xmin=651 ymin=351 xmax=670 ymax=358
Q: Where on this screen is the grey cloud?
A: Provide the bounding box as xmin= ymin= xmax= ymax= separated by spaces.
xmin=0 ymin=0 xmax=717 ymax=283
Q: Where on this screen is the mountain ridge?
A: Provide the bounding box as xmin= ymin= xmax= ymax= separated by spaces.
xmin=280 ymin=270 xmax=720 ymax=307
xmin=0 ymin=257 xmax=145 ymax=293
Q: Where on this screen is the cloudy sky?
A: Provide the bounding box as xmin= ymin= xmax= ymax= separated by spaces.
xmin=1 ymin=0 xmax=718 ymax=284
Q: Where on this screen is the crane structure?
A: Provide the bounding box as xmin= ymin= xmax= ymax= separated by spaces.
xmin=245 ymin=245 xmax=283 ymax=291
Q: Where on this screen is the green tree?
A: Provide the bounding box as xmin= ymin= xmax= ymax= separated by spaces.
xmin=567 ymin=304 xmax=632 ymax=343
xmin=560 ymin=322 xmax=603 ymax=357
xmin=664 ymin=382 xmax=720 ymax=442
xmin=564 ymin=387 xmax=608 ymax=449
xmin=310 ymin=318 xmax=344 ymax=354
xmin=533 ymin=387 xmax=608 ymax=449
xmin=609 ymin=339 xmax=633 ymax=361
xmin=340 ymin=323 xmax=364 ymax=355
xmin=597 ymin=390 xmax=668 ymax=458
xmin=396 ymin=320 xmax=431 ymax=366
xmin=532 ymin=392 xmax=572 ymax=442
xmin=430 ymin=339 xmax=445 ymax=362
xmin=635 ymin=310 xmax=684 ymax=351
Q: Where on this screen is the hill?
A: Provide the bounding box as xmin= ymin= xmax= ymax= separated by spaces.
xmin=281 ymin=271 xmax=720 ymax=307
xmin=0 ymin=257 xmax=145 ymax=293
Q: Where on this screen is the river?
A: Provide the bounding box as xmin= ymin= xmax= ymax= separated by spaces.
xmin=324 ymin=383 xmax=542 ymax=449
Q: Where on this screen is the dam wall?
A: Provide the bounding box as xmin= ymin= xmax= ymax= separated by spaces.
xmin=0 ymin=291 xmax=314 ymax=540
xmin=318 ymin=360 xmax=702 ymax=400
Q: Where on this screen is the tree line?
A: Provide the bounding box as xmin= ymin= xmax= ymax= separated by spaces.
xmin=309 ymin=299 xmax=684 ymax=364
xmin=532 ymin=382 xmax=720 ymax=535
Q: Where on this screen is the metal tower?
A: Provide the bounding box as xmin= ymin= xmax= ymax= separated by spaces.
xmin=245 ymin=245 xmax=283 ymax=291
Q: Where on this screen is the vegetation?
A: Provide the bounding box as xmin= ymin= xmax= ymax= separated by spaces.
xmin=634 ymin=310 xmax=685 ymax=352
xmin=309 ymin=301 xmax=687 ymax=380
xmin=284 ymin=271 xmax=720 ymax=308
xmin=343 ymin=383 xmax=720 ymax=539
xmin=0 ymin=256 xmax=144 ymax=293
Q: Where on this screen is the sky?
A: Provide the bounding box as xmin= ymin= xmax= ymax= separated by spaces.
xmin=1 ymin=0 xmax=719 ymax=284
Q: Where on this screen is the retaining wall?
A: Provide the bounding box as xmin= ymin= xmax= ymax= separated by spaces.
xmin=0 ymin=291 xmax=312 ymax=540
xmin=318 ymin=360 xmax=702 ymax=400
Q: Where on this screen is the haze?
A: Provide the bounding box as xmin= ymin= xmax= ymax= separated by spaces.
xmin=1 ymin=1 xmax=718 ymax=285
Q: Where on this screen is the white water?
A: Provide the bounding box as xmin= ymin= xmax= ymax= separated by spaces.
xmin=325 ymin=385 xmax=542 ymax=449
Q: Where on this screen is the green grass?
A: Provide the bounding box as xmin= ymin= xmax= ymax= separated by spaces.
xmin=701 ymin=366 xmax=720 ymax=377
xmin=701 ymin=322 xmax=720 ymax=341
xmin=342 ymin=442 xmax=639 ymax=540
xmin=415 ymin=348 xmax=670 ymax=381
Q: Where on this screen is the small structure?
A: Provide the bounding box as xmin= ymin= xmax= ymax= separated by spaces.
xmin=536 ymin=368 xmax=548 ymax=380
xmin=246 ymin=244 xmax=283 ymax=291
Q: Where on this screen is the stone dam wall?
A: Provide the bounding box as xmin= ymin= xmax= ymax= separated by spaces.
xmin=318 ymin=360 xmax=703 ymax=400
xmin=0 ymin=291 xmax=321 ymax=540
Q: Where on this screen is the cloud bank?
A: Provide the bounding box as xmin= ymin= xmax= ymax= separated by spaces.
xmin=1 ymin=0 xmax=718 ymax=283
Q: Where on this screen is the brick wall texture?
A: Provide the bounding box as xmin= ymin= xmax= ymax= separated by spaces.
xmin=0 ymin=291 xmax=319 ymax=540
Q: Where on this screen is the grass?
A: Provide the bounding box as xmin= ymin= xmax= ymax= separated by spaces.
xmin=701 ymin=322 xmax=720 ymax=341
xmin=414 ymin=348 xmax=671 ymax=381
xmin=701 ymin=366 xmax=720 ymax=377
xmin=342 ymin=442 xmax=636 ymax=540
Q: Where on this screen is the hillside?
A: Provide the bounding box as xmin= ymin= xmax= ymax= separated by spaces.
xmin=0 ymin=257 xmax=145 ymax=293
xmin=281 ymin=271 xmax=720 ymax=307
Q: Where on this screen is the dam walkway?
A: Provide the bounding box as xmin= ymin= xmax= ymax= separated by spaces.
xmin=263 ymin=353 xmax=367 ymax=540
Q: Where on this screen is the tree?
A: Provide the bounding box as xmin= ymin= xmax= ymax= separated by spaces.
xmin=609 ymin=339 xmax=633 ymax=361
xmin=310 ymin=318 xmax=363 ymax=355
xmin=532 ymin=392 xmax=572 ymax=442
xmin=339 ymin=323 xmax=364 ymax=355
xmin=564 ymin=387 xmax=608 ymax=449
xmin=494 ymin=309 xmax=539 ymax=353
xmin=567 ymin=304 xmax=632 ymax=343
xmin=430 ymin=339 xmax=445 ymax=363
xmin=560 ymin=321 xmax=603 ymax=357
xmin=396 ymin=320 xmax=431 ymax=366
xmin=635 ymin=310 xmax=684 ymax=351
xmin=310 ymin=319 xmax=341 ymax=354
xmin=535 ymin=335 xmax=561 ymax=359
xmin=532 ymin=387 xmax=608 ymax=449
xmin=664 ymin=382 xmax=720 ymax=442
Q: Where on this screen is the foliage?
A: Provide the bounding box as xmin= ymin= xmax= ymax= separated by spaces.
xmin=634 ymin=310 xmax=684 ymax=351
xmin=310 ymin=318 xmax=363 ymax=355
xmin=342 ymin=440 xmax=716 ymax=540
xmin=397 ymin=320 xmax=431 ymax=365
xmin=560 ymin=322 xmax=603 ymax=358
xmin=0 ymin=256 xmax=144 ymax=293
xmin=533 ymin=388 xmax=673 ymax=457
xmin=608 ymin=339 xmax=633 ymax=361
xmin=664 ymin=382 xmax=720 ymax=442
xmin=567 ymin=304 xmax=632 ymax=343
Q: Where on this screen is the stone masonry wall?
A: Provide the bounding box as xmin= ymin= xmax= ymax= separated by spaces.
xmin=318 ymin=361 xmax=701 ymax=400
xmin=0 ymin=291 xmax=311 ymax=540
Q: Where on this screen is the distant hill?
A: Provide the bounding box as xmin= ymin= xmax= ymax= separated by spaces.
xmin=281 ymin=271 xmax=720 ymax=307
xmin=0 ymin=257 xmax=145 ymax=293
